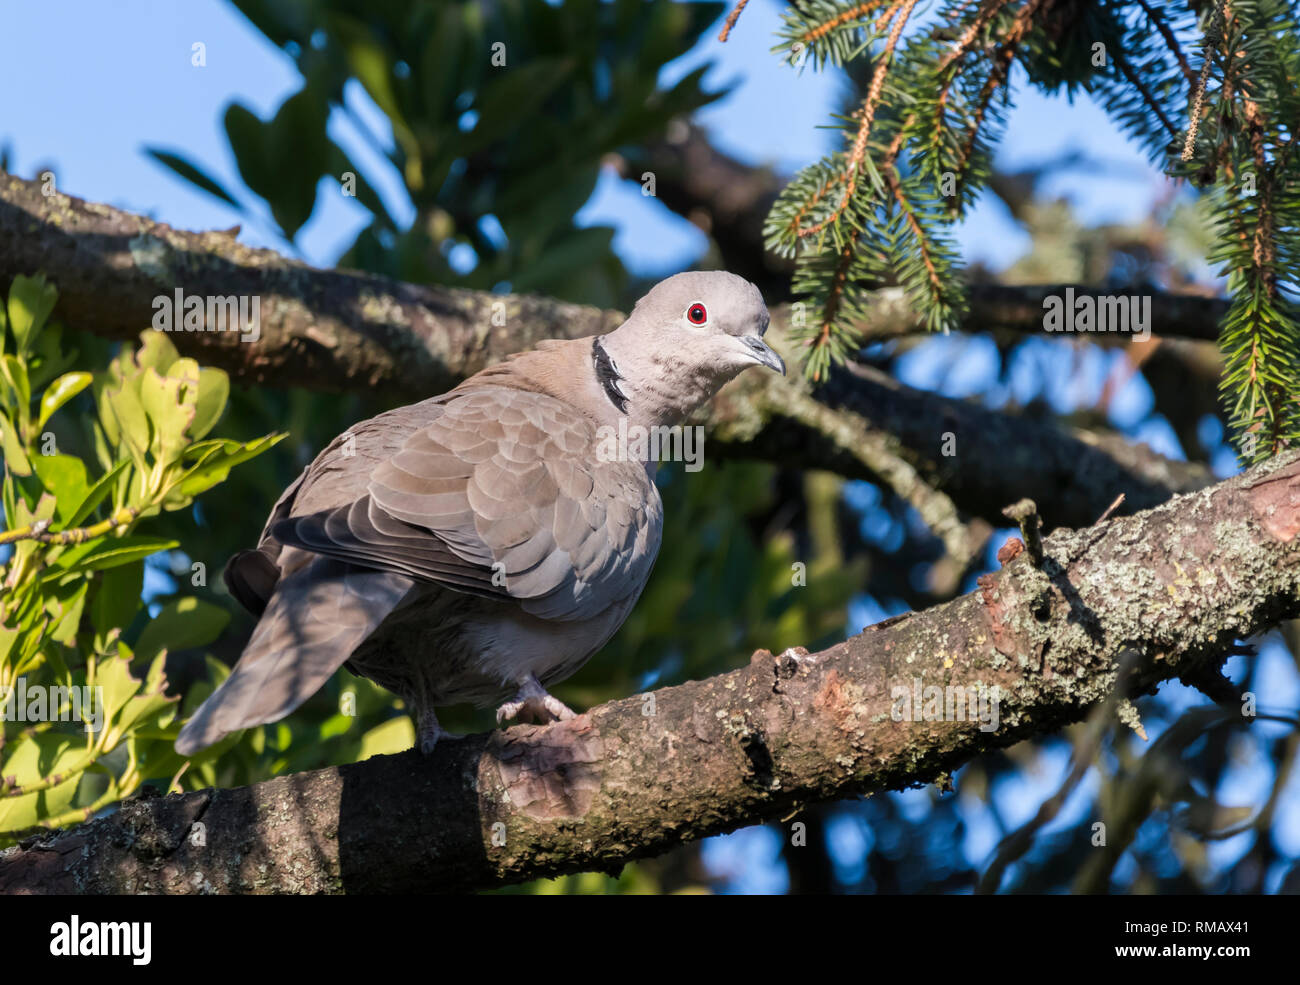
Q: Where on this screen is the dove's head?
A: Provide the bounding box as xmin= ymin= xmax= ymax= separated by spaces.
xmin=599 ymin=271 xmax=783 ymax=428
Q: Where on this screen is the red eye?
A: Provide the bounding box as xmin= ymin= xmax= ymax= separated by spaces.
xmin=686 ymin=302 xmax=708 ymax=325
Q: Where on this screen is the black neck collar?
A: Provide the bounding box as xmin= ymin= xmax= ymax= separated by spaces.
xmin=592 ymin=336 xmax=628 ymax=413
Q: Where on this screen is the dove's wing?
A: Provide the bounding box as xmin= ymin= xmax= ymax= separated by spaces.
xmin=271 ymin=385 xmax=662 ymax=622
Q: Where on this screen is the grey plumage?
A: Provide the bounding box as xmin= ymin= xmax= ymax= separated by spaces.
xmin=175 ymin=270 xmax=782 ymax=756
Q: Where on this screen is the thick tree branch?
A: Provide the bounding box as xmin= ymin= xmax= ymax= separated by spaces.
xmin=715 ymin=364 xmax=1211 ymax=530
xmin=0 ymin=173 xmax=1211 ymax=529
xmin=934 ymin=282 xmax=1227 ymax=344
xmin=3 ymin=451 xmax=1298 ymax=894
xmin=0 ymin=174 xmax=623 ymax=398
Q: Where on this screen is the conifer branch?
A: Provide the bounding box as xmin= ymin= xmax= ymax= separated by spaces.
xmin=767 ymin=0 xmax=1300 ymax=462
xmin=717 ymin=0 xmax=752 ymax=42
xmin=796 ymin=0 xmax=919 ymax=240
xmin=797 ymin=0 xmax=890 ymax=47
xmin=1134 ymin=0 xmax=1199 ymax=91
xmin=939 ymin=0 xmax=1011 ymax=72
xmin=1111 ymin=49 xmax=1183 ymax=145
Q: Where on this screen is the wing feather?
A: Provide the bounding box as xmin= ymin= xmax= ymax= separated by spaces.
xmin=272 ymin=385 xmax=661 ymax=621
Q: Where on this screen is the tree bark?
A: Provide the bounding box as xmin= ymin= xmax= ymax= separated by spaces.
xmin=3 ymin=450 xmax=1296 ymax=894
xmin=0 ymin=174 xmax=1211 ymax=529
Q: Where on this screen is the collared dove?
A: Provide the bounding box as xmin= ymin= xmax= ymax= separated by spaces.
xmin=175 ymin=271 xmax=783 ymax=756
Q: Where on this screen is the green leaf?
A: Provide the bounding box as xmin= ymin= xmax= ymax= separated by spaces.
xmin=0 ymin=407 xmax=31 ymax=475
xmin=133 ymin=330 xmax=180 ymax=375
xmin=36 ymin=371 xmax=92 ymax=430
xmin=139 ymin=363 xmax=198 ymax=465
xmin=167 ymin=432 xmax=286 ymax=504
xmin=0 ymin=735 xmax=85 ymax=836
xmin=91 ymin=560 xmax=144 ymax=639
xmin=26 ymin=319 xmax=78 ymax=393
xmin=418 ymin=2 xmax=469 ymax=120
xmin=133 ymin=597 xmax=231 ymax=664
xmin=1 ymin=354 xmax=31 ymax=422
xmin=66 ymin=458 xmax=131 ymax=528
xmin=46 ymin=536 xmax=180 ymax=578
xmin=510 ymin=226 xmax=615 ymax=294
xmin=97 ymin=651 xmax=178 ymax=745
xmin=464 ymin=58 xmax=574 ymax=153
xmin=225 ymin=101 xmax=274 ymax=203
xmin=0 ymin=623 xmax=17 ymax=665
xmin=102 ymin=375 xmax=151 ymax=473
xmin=6 ymin=273 xmax=58 ymax=358
xmin=265 ymin=85 xmax=330 ymax=238
xmin=45 ymin=580 xmax=88 ymax=646
xmin=190 ymin=367 xmax=229 ymax=441
xmin=30 ymin=454 xmax=89 ymax=523
xmin=145 ymin=147 xmax=244 ymax=210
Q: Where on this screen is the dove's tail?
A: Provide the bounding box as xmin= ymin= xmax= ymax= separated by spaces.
xmin=175 ymin=551 xmax=414 ymax=756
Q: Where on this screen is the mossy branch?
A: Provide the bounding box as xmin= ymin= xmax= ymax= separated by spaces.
xmin=2 ymin=450 xmax=1296 ymax=894
xmin=0 ymin=507 xmax=140 ymax=547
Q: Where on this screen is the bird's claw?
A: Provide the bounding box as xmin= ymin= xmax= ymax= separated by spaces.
xmin=417 ymin=710 xmax=463 ymax=755
xmin=495 ymin=677 xmax=577 ymax=726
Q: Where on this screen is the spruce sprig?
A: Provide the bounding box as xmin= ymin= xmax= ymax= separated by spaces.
xmin=765 ymin=0 xmax=1300 ymax=460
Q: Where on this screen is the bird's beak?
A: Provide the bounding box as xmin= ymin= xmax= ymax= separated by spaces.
xmin=739 ymin=335 xmax=786 ymax=375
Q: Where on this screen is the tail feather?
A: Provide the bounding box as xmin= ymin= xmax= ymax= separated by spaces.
xmin=176 ymin=554 xmax=413 ymax=756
